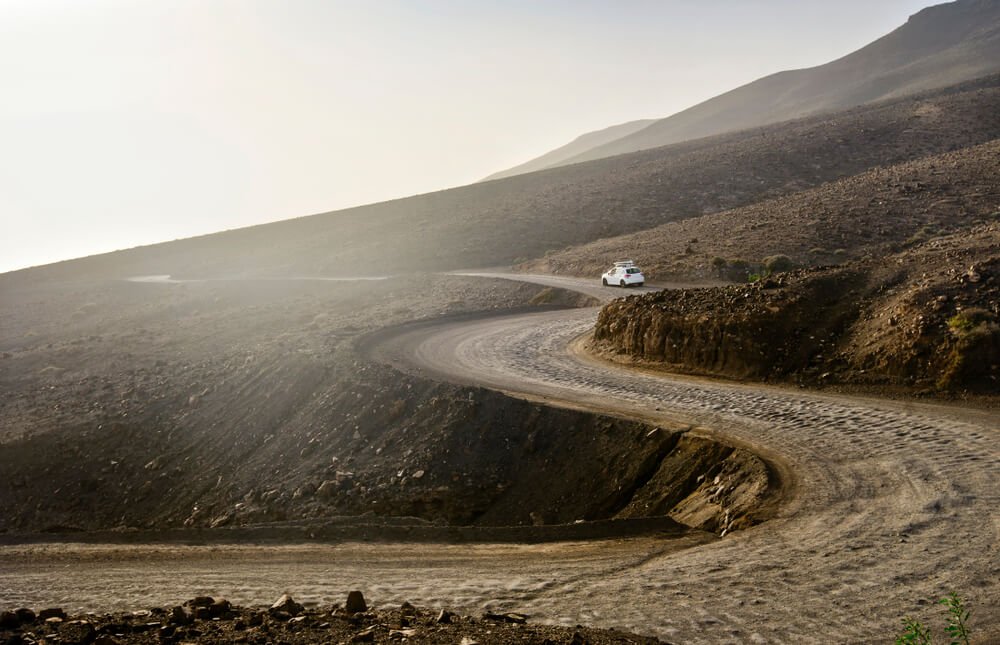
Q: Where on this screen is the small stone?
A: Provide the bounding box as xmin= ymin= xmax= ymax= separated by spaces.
xmin=270 ymin=594 xmax=303 ymax=617
xmin=483 ymin=611 xmax=528 ymax=624
xmin=389 ymin=628 xmax=417 ymax=639
xmin=459 ymin=638 xmax=480 ymax=645
xmin=352 ymin=626 xmax=377 ymax=642
xmin=345 ymin=590 xmax=367 ymax=614
xmin=59 ymin=621 xmax=96 ymax=645
xmin=400 ymin=601 xmax=416 ymax=616
xmin=135 ymin=622 xmax=162 ymax=633
xmin=435 ymin=609 xmax=453 ymax=624
xmin=185 ymin=597 xmax=214 ymax=608
xmin=210 ymin=598 xmax=231 ymax=618
xmin=570 ymin=632 xmax=588 ymax=645
xmin=38 ymin=608 xmax=67 ymax=621
xmin=159 ymin=625 xmax=176 ymax=639
xmin=316 ymin=480 xmax=338 ymax=498
xmin=94 ymin=636 xmax=120 ymax=645
xmin=170 ymin=606 xmax=193 ymax=625
xmin=270 ymin=610 xmax=292 ymax=622
xmin=247 ymin=612 xmax=265 ymax=627
xmin=0 ymin=611 xmax=19 ymax=629
xmin=14 ymin=608 xmax=35 ymax=624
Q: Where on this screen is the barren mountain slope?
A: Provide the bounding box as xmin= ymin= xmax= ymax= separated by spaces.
xmin=541 ymin=0 xmax=1000 ymax=170
xmin=5 ymin=75 xmax=1000 ymax=289
xmin=482 ymin=118 xmax=655 ymax=181
xmin=524 ymin=139 xmax=1000 ymax=282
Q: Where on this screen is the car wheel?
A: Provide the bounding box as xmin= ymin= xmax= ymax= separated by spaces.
xmin=620 ymin=280 xmax=626 ymax=288
xmin=602 ymin=278 xmax=608 ymax=286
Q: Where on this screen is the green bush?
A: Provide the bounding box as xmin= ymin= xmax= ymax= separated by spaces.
xmin=895 ymin=592 xmax=971 ymax=645
xmin=763 ymin=254 xmax=795 ymax=273
xmin=938 ymin=308 xmax=999 ymax=391
xmin=947 ymin=308 xmax=993 ymax=335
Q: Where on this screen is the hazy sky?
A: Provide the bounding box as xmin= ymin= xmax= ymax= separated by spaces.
xmin=1 ymin=0 xmax=936 ymax=273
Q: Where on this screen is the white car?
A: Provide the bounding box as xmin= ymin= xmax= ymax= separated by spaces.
xmin=602 ymin=260 xmax=645 ymax=287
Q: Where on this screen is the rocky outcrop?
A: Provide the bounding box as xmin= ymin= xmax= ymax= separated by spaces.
xmin=592 ymin=224 xmax=1000 ymax=395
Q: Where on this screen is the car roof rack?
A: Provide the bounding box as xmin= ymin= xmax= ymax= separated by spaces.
xmin=613 ymin=260 xmax=636 ymax=267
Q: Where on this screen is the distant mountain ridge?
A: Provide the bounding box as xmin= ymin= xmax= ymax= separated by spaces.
xmin=482 ymin=119 xmax=655 ymax=181
xmin=490 ymin=0 xmax=1000 ymax=178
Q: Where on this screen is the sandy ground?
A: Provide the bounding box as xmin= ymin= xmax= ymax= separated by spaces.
xmin=0 ymin=537 xmax=705 ymax=625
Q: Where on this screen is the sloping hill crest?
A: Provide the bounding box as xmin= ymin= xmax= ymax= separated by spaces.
xmin=493 ymin=0 xmax=1000 ymax=176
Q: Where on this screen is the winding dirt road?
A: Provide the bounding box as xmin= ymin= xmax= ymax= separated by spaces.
xmin=2 ymin=273 xmax=997 ymax=643
xmin=366 ymin=273 xmax=1000 ymax=643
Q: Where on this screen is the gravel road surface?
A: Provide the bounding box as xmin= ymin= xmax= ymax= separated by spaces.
xmin=2 ymin=273 xmax=997 ymax=644
xmin=367 ymin=273 xmax=1000 ymax=643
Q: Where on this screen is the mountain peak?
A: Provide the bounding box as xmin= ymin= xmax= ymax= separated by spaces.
xmin=490 ymin=0 xmax=1000 ymax=178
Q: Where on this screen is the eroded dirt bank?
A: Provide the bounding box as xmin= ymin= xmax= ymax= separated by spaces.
xmin=593 ymin=223 xmax=1000 ymax=396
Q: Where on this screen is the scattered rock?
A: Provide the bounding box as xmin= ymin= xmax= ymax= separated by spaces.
xmin=483 ymin=611 xmax=528 ymax=624
xmin=269 ymin=594 xmax=303 ymax=617
xmin=0 ymin=599 xmax=660 ymax=644
xmin=169 ymin=606 xmax=193 ymax=625
xmin=38 ymin=607 xmax=67 ymax=621
xmin=210 ymin=598 xmax=232 ymax=618
xmin=185 ymin=596 xmax=214 ymax=608
xmin=345 ymin=590 xmax=367 ymax=614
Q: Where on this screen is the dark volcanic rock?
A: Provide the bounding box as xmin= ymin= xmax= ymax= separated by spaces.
xmin=13 ymin=609 xmax=34 ymax=625
xmin=345 ymin=590 xmax=368 ymax=614
xmin=38 ymin=607 xmax=67 ymax=621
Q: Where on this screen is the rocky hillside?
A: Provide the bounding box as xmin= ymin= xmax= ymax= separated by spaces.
xmin=0 ymin=276 xmax=771 ymax=536
xmin=496 ymin=0 xmax=1000 ymax=175
xmin=592 ymin=223 xmax=999 ymax=395
xmin=5 ymin=74 xmax=1000 ymax=288
xmin=524 ymin=139 xmax=1000 ymax=282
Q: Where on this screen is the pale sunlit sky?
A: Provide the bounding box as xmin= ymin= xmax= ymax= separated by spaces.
xmin=1 ymin=0 xmax=936 ymax=273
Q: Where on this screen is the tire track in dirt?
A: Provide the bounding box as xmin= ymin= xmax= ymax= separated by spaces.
xmin=367 ymin=275 xmax=1000 ymax=644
